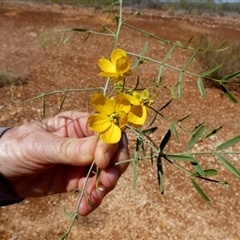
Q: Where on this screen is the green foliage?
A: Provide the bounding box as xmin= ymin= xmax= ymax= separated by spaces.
xmin=197 ymin=39 xmax=240 ymax=91
xmin=163 ymin=1 xmax=240 ymax=16
xmin=46 ymin=0 xmax=113 ymax=7
xmin=20 ymin=0 xmax=240 ymax=15
xmin=191 ymin=178 xmax=210 ymax=202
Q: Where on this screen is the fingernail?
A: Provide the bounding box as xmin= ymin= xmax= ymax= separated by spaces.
xmin=96 ymin=185 xmax=106 ymax=199
xmin=121 ymin=132 xmax=128 ymax=148
xmin=106 ymin=167 xmax=120 ymax=186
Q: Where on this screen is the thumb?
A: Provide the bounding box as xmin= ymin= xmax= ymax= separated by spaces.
xmin=39 ymin=134 xmax=99 ymax=166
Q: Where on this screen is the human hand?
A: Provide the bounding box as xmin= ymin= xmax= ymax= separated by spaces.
xmin=0 ymin=111 xmax=130 ymax=215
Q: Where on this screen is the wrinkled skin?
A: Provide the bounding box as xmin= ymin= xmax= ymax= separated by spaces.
xmin=0 ymin=111 xmax=130 ymax=216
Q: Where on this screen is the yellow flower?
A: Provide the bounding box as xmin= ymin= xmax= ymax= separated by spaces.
xmin=88 ymin=93 xmax=131 ymax=144
xmin=98 ymin=48 xmax=132 ymax=80
xmin=124 ymin=89 xmax=155 ymax=127
xmin=132 ymin=89 xmax=155 ymax=108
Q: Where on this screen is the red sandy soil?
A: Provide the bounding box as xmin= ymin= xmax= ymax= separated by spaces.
xmin=0 ymin=2 xmax=240 ymax=240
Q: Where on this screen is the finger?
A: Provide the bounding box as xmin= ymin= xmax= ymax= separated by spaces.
xmin=47 ymin=135 xmax=100 ymax=166
xmin=42 ymin=111 xmax=94 ymax=138
xmin=24 ymin=128 xmax=99 ymax=166
xmin=45 ymin=137 xmax=119 ymax=168
xmin=77 ymin=133 xmax=130 ymax=216
xmin=110 ymin=132 xmax=130 ymax=175
xmin=94 ymin=140 xmax=119 ymax=169
xmin=0 ymin=120 xmax=99 ymax=168
xmin=43 ymin=111 xmax=124 ymax=168
xmin=77 ymin=167 xmax=119 ymax=216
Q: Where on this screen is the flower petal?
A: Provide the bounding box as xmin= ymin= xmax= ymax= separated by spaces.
xmin=88 ymin=114 xmax=111 ymax=132
xmin=128 ymin=105 xmax=147 ymax=126
xmin=123 ymin=93 xmax=141 ymax=105
xmin=141 ymin=89 xmax=149 ymax=99
xmin=98 ymin=58 xmax=116 ymax=73
xmin=114 ymin=94 xmax=131 ymax=114
xmin=118 ymin=111 xmax=128 ymax=129
xmin=100 ymin=123 xmax=122 ymax=144
xmin=116 ymin=56 xmax=131 ymax=75
xmin=132 ymin=91 xmax=141 ymax=100
xmin=91 ymin=93 xmax=115 ymax=115
xmin=99 ymin=72 xmax=119 ymax=78
xmin=111 ymin=49 xmax=127 ymax=65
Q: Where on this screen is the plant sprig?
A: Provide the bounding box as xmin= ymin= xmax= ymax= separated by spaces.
xmin=10 ymin=1 xmax=240 ymax=239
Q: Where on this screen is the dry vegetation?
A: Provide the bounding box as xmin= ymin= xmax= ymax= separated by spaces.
xmin=0 ymin=2 xmax=240 ymax=240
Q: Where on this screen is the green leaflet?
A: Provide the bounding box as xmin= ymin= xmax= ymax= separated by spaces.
xmin=59 ymin=90 xmax=68 ymax=110
xmin=216 ymin=135 xmax=240 ymax=150
xmin=185 ymin=124 xmax=205 ymax=152
xmin=216 ymin=40 xmax=228 ymax=51
xmin=178 ymin=72 xmax=184 ymax=98
xmin=132 ymin=138 xmax=141 ymax=189
xmin=221 ymin=70 xmax=240 ymax=82
xmin=182 ymin=48 xmax=199 ymax=71
xmin=162 ymin=42 xmax=177 ymax=64
xmin=63 ymin=31 xmax=74 ymax=44
xmin=200 ymin=65 xmax=222 ymax=78
xmin=191 ymin=169 xmax=218 ymax=177
xmin=191 ymin=178 xmax=210 ymax=202
xmin=142 ymin=41 xmax=149 ymax=54
xmin=165 ymin=154 xmax=196 ymax=162
xmin=186 ymin=35 xmax=193 ymax=46
xmin=190 ymin=122 xmax=204 ymax=133
xmin=190 ymin=160 xmax=205 ymax=177
xmin=158 ymin=99 xmax=172 ymax=111
xmin=149 ymin=112 xmax=157 ymax=127
xmin=170 ymin=122 xmax=179 ymax=143
xmin=142 ymin=127 xmax=158 ymax=136
xmin=72 ymin=28 xmax=89 ymax=32
xmin=204 ymin=126 xmax=222 ymax=138
xmin=178 ymin=113 xmax=192 ymax=122
xmin=220 ymin=84 xmax=237 ymax=103
xmin=157 ymin=64 xmax=164 ymax=87
xmin=160 ymin=129 xmax=171 ymax=152
xmin=197 ymin=78 xmax=206 ymax=98
xmin=40 ymin=32 xmax=48 ymax=50
xmin=132 ymin=41 xmax=149 ymax=69
xmin=157 ymin=134 xmax=165 ymax=194
xmin=216 ymin=153 xmax=240 ymax=179
xmin=42 ymin=95 xmax=46 ymax=117
xmin=157 ymin=155 xmax=164 ymax=194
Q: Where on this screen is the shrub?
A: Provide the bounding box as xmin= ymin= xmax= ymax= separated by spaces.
xmin=196 ymin=39 xmax=240 ymax=91
xmin=0 ymin=69 xmax=28 ymax=88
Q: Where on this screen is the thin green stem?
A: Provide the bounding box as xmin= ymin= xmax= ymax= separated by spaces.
xmin=123 ymin=22 xmax=172 ymax=45
xmin=88 ymin=30 xmax=114 ymax=37
xmin=126 ymin=124 xmax=160 ymax=154
xmin=10 ymin=85 xmax=104 ymax=104
xmin=128 ymin=52 xmax=201 ymax=78
xmin=102 ymin=25 xmax=115 ymax=35
xmin=114 ymin=0 xmax=123 ymax=49
xmin=103 ymin=78 xmax=111 ymax=95
xmin=129 ymin=51 xmax=230 ymax=83
xmin=114 ymin=155 xmax=192 ymax=176
xmin=62 ymin=160 xmax=96 ymax=240
xmin=123 ymin=23 xmax=226 ymax=53
xmin=183 ymin=151 xmax=240 ymax=155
